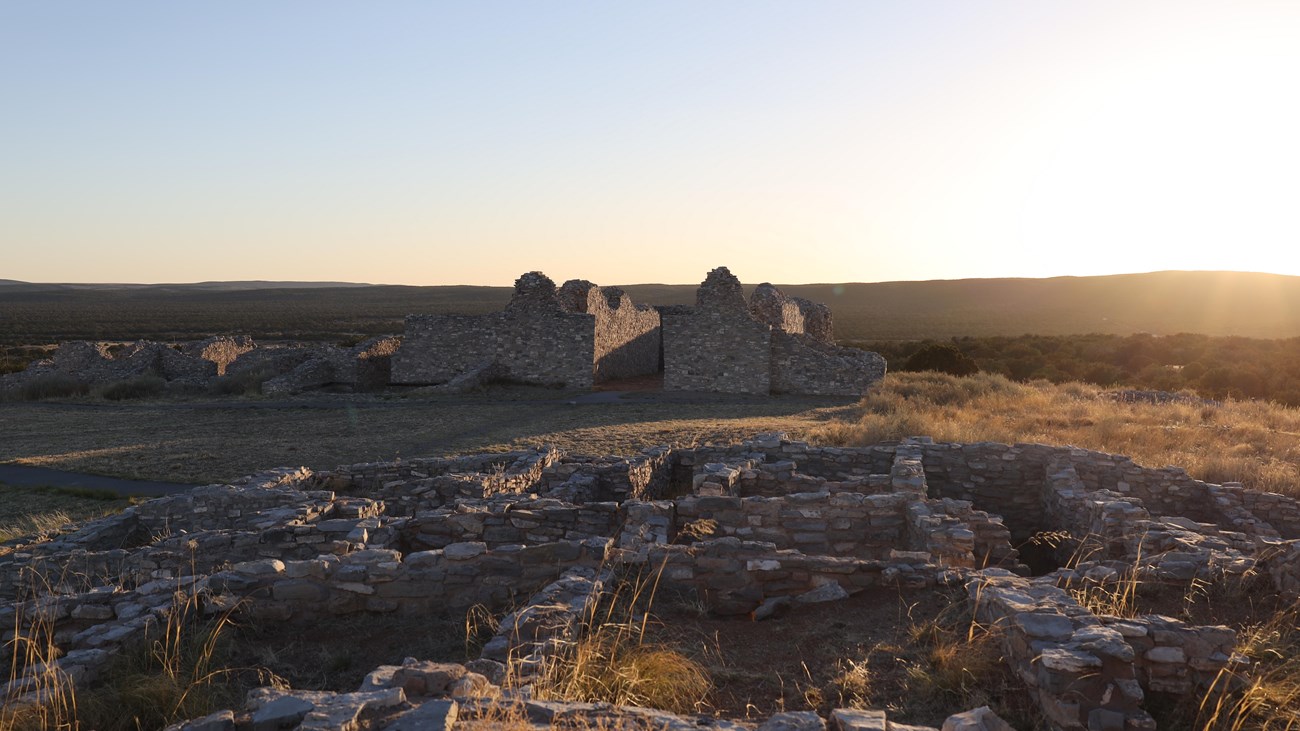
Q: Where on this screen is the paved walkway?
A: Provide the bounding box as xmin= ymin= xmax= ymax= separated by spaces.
xmin=0 ymin=464 xmax=197 ymax=497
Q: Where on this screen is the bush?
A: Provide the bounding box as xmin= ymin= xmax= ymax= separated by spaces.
xmin=100 ymin=376 xmax=166 ymax=401
xmin=904 ymin=344 xmax=979 ymax=376
xmin=19 ymin=374 xmax=89 ymax=400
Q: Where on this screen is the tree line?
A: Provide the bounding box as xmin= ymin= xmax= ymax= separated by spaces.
xmin=853 ymin=333 xmax=1300 ymax=406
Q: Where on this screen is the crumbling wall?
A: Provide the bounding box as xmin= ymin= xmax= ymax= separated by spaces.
xmin=770 ymin=331 xmax=887 ymax=396
xmin=663 ymin=272 xmax=883 ymax=396
xmin=39 ymin=340 xmax=217 ymax=386
xmin=662 ymin=267 xmax=772 ymax=395
xmin=637 ymin=537 xmax=950 ymax=615
xmin=262 ymin=336 xmax=403 ymax=395
xmin=558 ymin=280 xmax=661 ymax=382
xmin=391 ymin=272 xmax=595 ymax=389
xmin=212 ymin=539 xmax=610 ymax=620
xmin=401 ymin=500 xmax=622 ymax=551
xmin=673 ymin=492 xmax=911 ymax=559
xmin=747 ymin=283 xmax=834 ymax=343
xmin=749 ymin=283 xmax=807 ymax=335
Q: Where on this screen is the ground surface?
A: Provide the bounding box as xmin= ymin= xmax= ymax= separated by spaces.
xmin=0 ymin=483 xmax=138 ymax=542
xmin=0 ymin=387 xmax=853 ymax=484
xmin=648 ymin=587 xmax=1043 ymax=728
xmin=222 ymin=612 xmax=473 ymax=694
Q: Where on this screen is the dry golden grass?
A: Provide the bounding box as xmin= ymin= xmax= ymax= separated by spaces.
xmin=809 ymin=372 xmax=1300 ymax=496
xmin=526 ymin=568 xmax=712 ymax=715
xmin=2 ymin=566 xmax=263 ymax=731
xmin=1195 ymin=607 xmax=1300 ymax=731
xmin=0 ymin=485 xmax=136 ymax=544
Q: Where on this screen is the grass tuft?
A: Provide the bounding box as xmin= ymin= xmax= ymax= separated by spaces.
xmin=526 ymin=568 xmax=712 ymax=715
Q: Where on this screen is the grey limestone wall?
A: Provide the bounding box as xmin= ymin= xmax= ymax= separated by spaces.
xmin=749 ymin=283 xmax=808 ymax=335
xmin=662 ymin=267 xmax=771 ymax=395
xmin=770 ymin=331 xmax=887 ymax=396
xmin=557 ymin=280 xmax=661 ymax=382
xmin=211 ymin=539 xmax=610 ymax=621
xmin=673 ymin=492 xmax=911 ymax=559
xmin=637 ymin=537 xmax=951 ymax=615
xmin=587 ymin=286 xmax=661 ymax=382
xmin=401 ymin=501 xmax=621 ymax=551
xmin=391 ymin=272 xmax=595 ymax=389
xmin=747 ymin=283 xmax=833 ymax=343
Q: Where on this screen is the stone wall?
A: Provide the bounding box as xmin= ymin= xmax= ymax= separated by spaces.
xmin=400 ymin=500 xmax=621 ymax=551
xmin=632 ymin=537 xmax=953 ymax=616
xmin=748 ymin=282 xmax=833 ymax=344
xmin=662 ymin=267 xmax=773 ymax=395
xmin=558 ymin=280 xmax=661 ymax=382
xmin=392 ymin=273 xmax=595 ymax=389
xmin=263 ymin=336 xmax=403 ymax=395
xmin=770 ymin=331 xmax=887 ymax=396
xmin=211 ymin=539 xmax=610 ymax=621
xmin=749 ymin=283 xmax=808 ymax=335
xmin=7 ymin=434 xmax=1294 ymax=728
xmin=673 ymin=492 xmax=912 ymax=560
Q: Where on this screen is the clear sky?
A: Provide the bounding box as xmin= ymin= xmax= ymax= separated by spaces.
xmin=2 ymin=2 xmax=1298 ymax=286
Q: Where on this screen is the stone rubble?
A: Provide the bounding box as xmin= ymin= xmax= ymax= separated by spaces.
xmin=4 ymin=433 xmax=1297 ymax=729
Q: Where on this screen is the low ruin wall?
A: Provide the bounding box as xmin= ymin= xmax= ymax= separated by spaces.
xmin=391 ymin=310 xmax=594 ymax=388
xmin=770 ymin=331 xmax=887 ymax=396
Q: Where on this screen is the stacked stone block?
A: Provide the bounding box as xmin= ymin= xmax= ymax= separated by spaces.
xmin=392 ymin=272 xmax=596 ymax=389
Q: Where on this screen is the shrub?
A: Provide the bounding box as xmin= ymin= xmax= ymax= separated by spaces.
xmin=19 ymin=374 xmax=89 ymax=401
xmin=100 ymin=376 xmax=166 ymax=401
xmin=904 ymin=344 xmax=979 ymax=377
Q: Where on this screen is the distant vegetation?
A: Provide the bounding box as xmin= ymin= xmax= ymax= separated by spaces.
xmin=6 ymin=271 xmax=1300 ymax=404
xmin=3 ymin=270 xmax=1300 ymax=346
xmin=858 ymin=333 xmax=1300 ymax=406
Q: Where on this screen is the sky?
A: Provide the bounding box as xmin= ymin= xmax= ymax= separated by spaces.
xmin=2 ymin=2 xmax=1298 ymax=286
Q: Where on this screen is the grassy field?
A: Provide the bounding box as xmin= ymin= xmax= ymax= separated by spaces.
xmin=4 ymin=373 xmax=1299 ymax=496
xmin=0 ymin=484 xmax=138 ymax=543
xmin=809 ymin=372 xmax=1300 ymax=496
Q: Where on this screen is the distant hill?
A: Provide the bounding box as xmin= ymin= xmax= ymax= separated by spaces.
xmin=0 ymin=280 xmax=372 ymax=292
xmin=2 ymin=270 xmax=1299 ymax=344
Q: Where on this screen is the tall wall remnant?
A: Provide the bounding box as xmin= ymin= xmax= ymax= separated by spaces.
xmin=392 ymin=272 xmax=597 ymax=389
xmin=391 ymin=272 xmax=662 ymax=390
xmin=391 ymin=266 xmax=884 ymax=396
xmin=661 ymin=268 xmax=773 ymax=395
xmin=661 ymin=267 xmax=886 ymax=396
xmin=556 ymin=280 xmax=661 ymax=382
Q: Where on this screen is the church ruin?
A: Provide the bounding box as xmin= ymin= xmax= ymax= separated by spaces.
xmin=391 ymin=266 xmax=886 ymax=396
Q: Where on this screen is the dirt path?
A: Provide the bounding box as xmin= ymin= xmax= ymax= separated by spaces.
xmin=0 ymin=464 xmax=197 ymax=496
xmin=0 ymin=389 xmax=853 ymax=484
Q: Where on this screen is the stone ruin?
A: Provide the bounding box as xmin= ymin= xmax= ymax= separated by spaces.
xmin=7 ymin=434 xmax=1300 ymax=729
xmin=0 ymin=335 xmax=403 ymax=397
xmin=2 ymin=267 xmax=884 ymax=399
xmin=393 ymin=266 xmax=886 ymax=396
xmin=390 ymin=272 xmax=662 ymax=391
xmin=662 ymin=267 xmax=885 ymax=395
